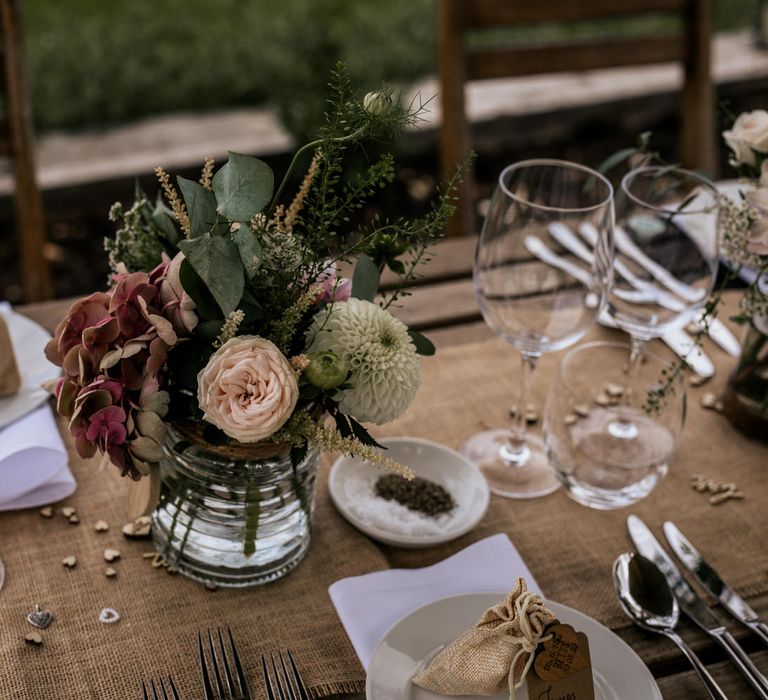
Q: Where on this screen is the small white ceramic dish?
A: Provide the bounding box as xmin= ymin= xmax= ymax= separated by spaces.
xmin=366 ymin=592 xmax=662 ymax=700
xmin=0 ymin=307 xmax=60 ymax=430
xmin=328 ymin=437 xmax=490 ymax=548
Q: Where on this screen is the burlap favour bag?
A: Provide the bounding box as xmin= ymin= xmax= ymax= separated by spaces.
xmin=412 ymin=579 xmax=556 ymax=696
xmin=0 ymin=315 xmax=21 ymax=397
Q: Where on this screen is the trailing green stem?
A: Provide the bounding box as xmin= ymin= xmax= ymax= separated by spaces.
xmin=269 ymin=129 xmax=365 ymax=211
xmin=243 ymin=483 xmax=261 ymax=557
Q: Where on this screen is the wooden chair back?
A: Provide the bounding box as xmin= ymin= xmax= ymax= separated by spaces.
xmin=0 ymin=0 xmax=51 ymax=301
xmin=438 ymin=0 xmax=715 ymax=237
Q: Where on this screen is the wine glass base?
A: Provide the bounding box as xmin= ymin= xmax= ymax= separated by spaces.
xmin=461 ymin=429 xmax=561 ymax=499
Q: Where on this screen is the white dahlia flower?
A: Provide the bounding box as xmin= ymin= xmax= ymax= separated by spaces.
xmin=306 ymin=299 xmax=420 ymax=424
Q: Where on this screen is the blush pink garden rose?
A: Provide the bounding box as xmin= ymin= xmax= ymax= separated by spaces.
xmin=197 ymin=336 xmax=299 ymax=443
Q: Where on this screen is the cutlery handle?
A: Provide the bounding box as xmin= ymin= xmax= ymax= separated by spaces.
xmin=713 ymin=628 xmax=768 ymax=699
xmin=664 ymin=629 xmax=728 ymax=700
xmin=751 ymin=621 xmax=768 ymax=647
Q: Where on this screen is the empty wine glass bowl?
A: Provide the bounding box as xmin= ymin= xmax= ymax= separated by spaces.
xmin=475 ymin=160 xmax=614 ymax=354
xmin=464 ymin=159 xmax=614 ymax=499
xmin=610 ymin=166 xmax=720 ymax=340
xmin=544 ymin=341 xmax=685 ymax=509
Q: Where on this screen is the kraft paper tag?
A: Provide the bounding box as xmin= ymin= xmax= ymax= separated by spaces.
xmin=526 ymin=622 xmax=595 ymax=700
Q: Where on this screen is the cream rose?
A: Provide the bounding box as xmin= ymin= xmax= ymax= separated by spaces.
xmin=723 ymin=110 xmax=768 ymax=167
xmin=746 ymin=188 xmax=768 ymax=256
xmin=197 ymin=336 xmax=298 ymax=443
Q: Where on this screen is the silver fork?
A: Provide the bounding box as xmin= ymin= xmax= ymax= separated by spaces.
xmin=141 ymin=677 xmax=181 ymax=700
xmin=198 ymin=627 xmax=251 ymax=700
xmin=261 ymin=651 xmax=310 ymax=700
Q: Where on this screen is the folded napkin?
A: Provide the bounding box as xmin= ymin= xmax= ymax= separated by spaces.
xmin=0 ymin=405 xmax=75 ymax=511
xmin=0 ymin=314 xmax=21 ymax=396
xmin=329 ymin=533 xmax=539 ymax=669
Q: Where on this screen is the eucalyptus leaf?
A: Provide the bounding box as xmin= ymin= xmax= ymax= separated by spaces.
xmin=212 ymin=152 xmax=274 ymax=222
xmin=178 ymin=259 xmax=222 ymax=321
xmin=178 ymin=233 xmax=244 ymax=316
xmin=351 ymin=253 xmax=380 ymax=302
xmin=408 ymin=329 xmax=436 ymax=356
xmin=232 ymin=227 xmax=262 ymax=279
xmin=0 ymin=557 xmax=5 ymax=592
xmin=177 ymin=176 xmax=217 ymax=237
xmin=597 ymin=147 xmax=638 ymax=175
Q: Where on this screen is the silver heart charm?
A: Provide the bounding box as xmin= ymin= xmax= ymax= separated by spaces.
xmin=26 ymin=604 xmax=53 ymax=629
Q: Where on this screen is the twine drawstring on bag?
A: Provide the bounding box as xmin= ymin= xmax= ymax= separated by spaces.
xmin=508 ymin=589 xmax=554 ymax=689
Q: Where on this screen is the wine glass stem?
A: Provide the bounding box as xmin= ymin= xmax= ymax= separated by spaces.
xmin=623 ymin=335 xmax=647 ymax=408
xmin=503 ymin=352 xmax=539 ymax=464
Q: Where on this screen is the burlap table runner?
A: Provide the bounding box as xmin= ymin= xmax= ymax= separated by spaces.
xmin=375 ymin=298 xmax=768 ymax=662
xmin=2 ymin=292 xmax=767 ymax=697
xmin=0 ymin=423 xmax=386 ymax=698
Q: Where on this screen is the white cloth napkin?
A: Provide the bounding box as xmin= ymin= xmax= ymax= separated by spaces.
xmin=0 ymin=405 xmax=75 ymax=511
xmin=329 ymin=533 xmax=539 ymax=670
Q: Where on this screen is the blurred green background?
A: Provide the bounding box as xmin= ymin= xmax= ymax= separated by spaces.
xmin=24 ymin=0 xmax=759 ymax=140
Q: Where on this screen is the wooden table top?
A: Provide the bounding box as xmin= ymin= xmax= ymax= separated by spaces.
xmin=16 ymin=233 xmax=768 ymax=698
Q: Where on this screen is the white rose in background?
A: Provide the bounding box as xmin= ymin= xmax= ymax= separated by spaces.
xmin=723 ymin=110 xmax=768 ymax=167
xmin=306 ymin=299 xmax=420 ymax=424
xmin=746 ymin=188 xmax=768 ymax=256
xmin=197 ymin=336 xmax=298 ymax=443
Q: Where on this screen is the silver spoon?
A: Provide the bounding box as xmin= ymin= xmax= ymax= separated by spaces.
xmin=613 ymin=552 xmax=728 ymax=700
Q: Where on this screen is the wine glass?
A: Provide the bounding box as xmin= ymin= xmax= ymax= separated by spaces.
xmin=462 ymin=159 xmax=614 ymax=499
xmin=606 ymin=166 xmax=719 ymax=439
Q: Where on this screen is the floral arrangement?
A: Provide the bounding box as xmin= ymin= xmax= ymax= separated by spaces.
xmin=624 ymin=111 xmax=768 ymax=417
xmin=717 ymin=109 xmax=768 ymax=424
xmin=720 ymin=110 xmax=768 ymax=319
xmin=45 ymin=67 xmax=463 ymax=479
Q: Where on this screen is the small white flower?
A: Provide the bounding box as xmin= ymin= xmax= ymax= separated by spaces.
xmin=363 ymin=91 xmax=393 ymax=117
xmin=306 ymin=299 xmax=420 ymax=424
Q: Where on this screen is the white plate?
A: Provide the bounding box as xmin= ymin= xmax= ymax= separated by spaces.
xmin=329 ymin=437 xmax=490 ymax=548
xmin=0 ymin=307 xmax=60 ymax=429
xmin=366 ymin=592 xmax=661 ymax=700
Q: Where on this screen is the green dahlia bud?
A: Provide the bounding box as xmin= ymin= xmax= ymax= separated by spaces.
xmin=305 ymin=351 xmax=348 ymax=390
xmin=363 ymin=91 xmax=393 ymax=117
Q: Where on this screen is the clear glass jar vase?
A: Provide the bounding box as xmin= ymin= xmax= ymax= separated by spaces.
xmin=152 ymin=423 xmax=320 ymax=588
xmin=723 ymin=319 xmax=768 ymax=441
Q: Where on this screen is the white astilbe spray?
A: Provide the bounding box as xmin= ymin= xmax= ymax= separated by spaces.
xmin=306 ymin=299 xmax=420 ymax=424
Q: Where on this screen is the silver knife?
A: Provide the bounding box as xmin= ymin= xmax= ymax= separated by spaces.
xmin=628 ymin=515 xmax=768 ymax=698
xmin=664 ymin=521 xmax=768 ymax=646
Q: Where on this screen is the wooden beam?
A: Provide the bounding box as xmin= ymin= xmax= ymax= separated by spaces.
xmin=0 ymin=118 xmax=10 ymax=154
xmin=438 ymin=0 xmax=476 ymax=238
xmin=0 ymin=0 xmax=52 ymax=301
xmin=467 ymin=35 xmax=684 ymax=81
xmin=464 ymin=0 xmax=686 ymax=27
xmin=680 ymin=0 xmax=715 ymax=175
